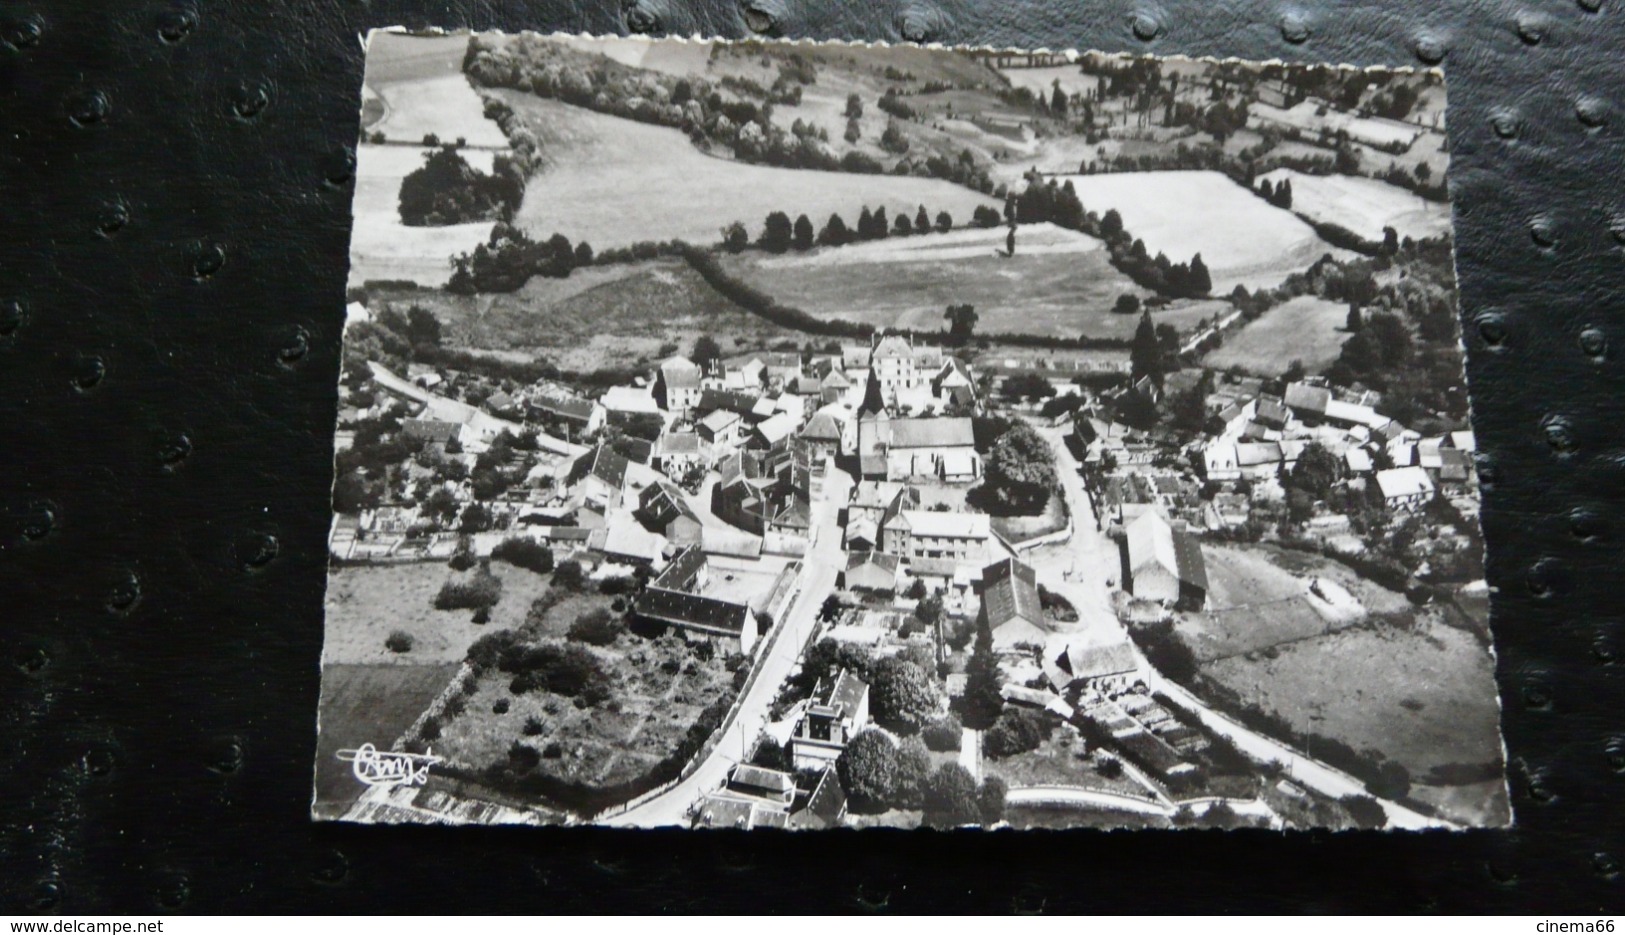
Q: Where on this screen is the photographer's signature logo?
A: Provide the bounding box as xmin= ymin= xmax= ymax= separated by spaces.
xmin=337 ymin=743 xmax=442 ymax=787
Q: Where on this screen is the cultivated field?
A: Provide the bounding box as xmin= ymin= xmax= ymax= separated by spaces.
xmin=1258 ymin=168 xmax=1451 ymax=242
xmin=1057 ymin=171 xmax=1355 ymax=293
xmin=1250 ymin=99 xmax=1421 ymax=151
xmin=432 ymin=632 xmax=734 ymax=789
xmin=322 ymin=561 xmax=558 ymax=666
xmin=1201 ymin=609 xmax=1506 ymax=824
xmin=494 ymin=91 xmax=1000 ymax=252
xmin=349 ymin=144 xmax=495 ymax=287
xmin=313 ymin=662 xmax=460 ymax=818
xmin=363 ymin=32 xmax=509 ymax=147
xmin=722 ymin=224 xmax=1160 ymax=338
xmin=1201 ymin=295 xmax=1353 ymax=374
xmin=1176 ymin=543 xmax=1412 ymax=662
xmin=368 ymin=257 xmax=803 ymax=372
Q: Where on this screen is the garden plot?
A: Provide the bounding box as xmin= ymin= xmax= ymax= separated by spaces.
xmin=723 ymin=224 xmax=1154 ymax=339
xmin=1258 ymin=168 xmax=1451 ymax=242
xmin=363 ymin=32 xmax=509 ymax=147
xmin=495 ymin=92 xmax=999 ymax=253
xmin=349 ymin=143 xmax=494 ymax=287
xmin=1058 ymin=171 xmax=1355 ymax=293
xmin=1201 ymin=295 xmax=1352 ymax=375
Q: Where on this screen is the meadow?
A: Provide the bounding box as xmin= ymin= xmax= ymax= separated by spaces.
xmin=1058 ymin=170 xmax=1355 ymax=293
xmin=313 ymin=662 xmax=460 ymax=818
xmin=363 ymin=31 xmax=509 ymax=147
xmin=1201 ymin=295 xmax=1353 ymax=374
xmin=369 ymin=257 xmax=803 ymax=372
xmin=495 ymin=91 xmax=1000 ymax=252
xmin=720 ymin=224 xmax=1162 ymax=338
xmin=349 ymin=144 xmax=494 ymax=288
xmin=1259 ymin=168 xmax=1452 ymax=242
xmin=1250 ymin=99 xmax=1422 ymax=150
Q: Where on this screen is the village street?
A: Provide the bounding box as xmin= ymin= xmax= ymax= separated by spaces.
xmin=603 ymin=464 xmax=854 ymax=827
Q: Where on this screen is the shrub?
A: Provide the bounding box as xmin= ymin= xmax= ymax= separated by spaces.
xmin=1341 ymin=795 xmax=1387 ymax=829
xmin=508 ymin=741 xmax=541 ymax=771
xmin=491 ymin=537 xmax=554 ymax=574
xmin=492 ymin=698 xmax=510 ymax=714
xmin=1095 ymin=755 xmax=1124 ymax=779
xmin=542 ymin=742 xmax=564 ymax=759
xmin=551 ymin=559 xmax=586 ymax=592
xmin=922 ymin=762 xmax=980 ymax=827
xmin=567 ymin=608 xmax=624 ymax=646
xmin=977 ymin=775 xmax=1008 ymax=826
xmin=385 ymin=630 xmax=414 ymax=654
xmin=472 ymin=606 xmax=491 ymax=624
xmin=522 ymin=717 xmax=545 ymax=736
xmin=921 ymin=714 xmax=964 ymax=752
xmin=499 ymin=640 xmax=611 ymax=704
xmin=418 ymin=716 xmax=441 ymax=741
xmin=433 ymin=570 xmax=503 ymax=611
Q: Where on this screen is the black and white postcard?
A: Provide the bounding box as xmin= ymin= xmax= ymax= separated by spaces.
xmin=316 ymin=31 xmax=1505 ymax=831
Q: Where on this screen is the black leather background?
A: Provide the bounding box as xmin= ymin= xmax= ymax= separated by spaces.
xmin=2 ymin=0 xmax=1623 ymax=914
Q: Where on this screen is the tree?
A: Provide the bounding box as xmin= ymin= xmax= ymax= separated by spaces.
xmin=1346 ymin=303 xmax=1363 ymax=333
xmin=914 ymin=205 xmax=930 ymax=232
xmin=761 ymin=211 xmax=794 ymax=253
xmin=983 ymin=421 xmax=1059 ymax=514
xmin=844 ymin=93 xmax=863 ymax=119
xmin=891 ymin=736 xmax=933 ymax=809
xmin=386 ymin=630 xmax=415 ymax=653
xmin=551 ymin=558 xmax=585 ymax=591
xmin=880 ymin=119 xmax=910 ymax=154
xmin=983 ymin=707 xmax=1052 ymax=758
xmin=1381 ymin=226 xmax=1400 ymax=256
xmin=836 ymin=729 xmax=899 ymax=810
xmin=1101 ymin=208 xmax=1124 ymax=239
xmin=1130 ymin=310 xmax=1162 ymax=384
xmin=1188 ymin=253 xmax=1212 ymax=294
xmin=959 ymin=623 xmax=1004 ymax=729
xmin=1283 ymin=359 xmax=1307 ymax=384
xmin=795 ymin=637 xmax=875 ymax=695
xmin=1113 ymin=293 xmax=1141 ymax=315
xmin=923 ymin=762 xmax=980 ymax=826
xmin=721 ymin=221 xmax=749 ymax=253
xmin=944 ymin=304 xmax=978 ymax=343
xmin=491 ymin=536 xmax=554 ymax=574
xmin=1050 ymin=82 xmax=1068 ymax=117
xmin=844 ymin=117 xmax=861 ymax=143
xmin=691 ymin=334 xmax=722 ymax=370
xmin=976 ymin=775 xmax=1008 ymax=825
xmin=405 ymin=306 xmax=443 ymax=347
xmin=869 ymin=657 xmax=940 ymax=732
xmin=567 ymin=608 xmax=624 ymax=646
xmin=818 ymin=213 xmax=851 ymax=246
xmin=894 ymin=213 xmax=913 ymax=236
xmin=458 ymin=502 xmax=493 ymax=534
xmin=935 ymin=210 xmax=952 ymax=233
xmin=922 ymin=713 xmax=963 ymax=751
xmin=792 ymin=214 xmax=815 ymax=251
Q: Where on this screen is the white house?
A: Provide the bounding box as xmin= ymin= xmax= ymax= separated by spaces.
xmin=1376 ymin=466 xmax=1435 ymax=511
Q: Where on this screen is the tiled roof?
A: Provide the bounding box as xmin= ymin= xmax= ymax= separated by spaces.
xmin=886 ymin=417 xmax=975 ymax=449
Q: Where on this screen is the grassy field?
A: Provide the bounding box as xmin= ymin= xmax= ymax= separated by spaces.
xmin=363 ymin=32 xmax=508 ymax=147
xmin=720 ymin=224 xmax=1162 ymax=339
xmin=494 ymin=91 xmax=1000 ymax=252
xmin=1201 ymin=295 xmax=1353 ymax=375
xmin=1058 ymin=171 xmax=1355 ymax=293
xmin=1004 ymin=804 xmax=1171 ymax=830
xmin=322 ymin=561 xmax=559 ymax=666
xmin=367 ymin=257 xmax=803 ymax=372
xmin=1200 ymin=609 xmax=1506 ymax=824
xmin=432 ymin=632 xmax=733 ymax=789
xmin=1258 ymin=168 xmax=1452 ymax=242
xmin=983 ymin=729 xmax=1151 ymax=800
xmin=312 ymin=662 xmax=460 ymax=818
xmin=1175 ymin=543 xmax=1412 ymax=662
xmin=349 ymin=144 xmax=495 ymax=288
xmin=1250 ymin=99 xmax=1421 ymax=150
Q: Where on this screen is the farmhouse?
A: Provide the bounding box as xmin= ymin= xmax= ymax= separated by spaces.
xmin=635 ymin=479 xmax=703 ymax=547
xmin=799 ymin=407 xmax=848 ymax=460
xmin=1376 ymin=465 xmax=1435 ymax=511
xmin=564 ymin=444 xmax=631 ymax=514
xmin=696 ymin=408 xmax=743 ymax=448
xmin=841 ymin=550 xmax=901 ymax=594
xmin=790 ymin=668 xmax=871 ymax=770
xmin=655 ymin=356 xmax=703 ymax=414
xmin=858 ymin=413 xmax=981 ymax=483
xmin=652 ymin=431 xmax=706 ymax=478
xmin=529 ymin=393 xmax=605 ymax=438
xmin=1124 ymin=511 xmax=1209 ymax=610
xmin=693 ymin=764 xmax=796 ymax=830
xmin=788 ymin=767 xmax=848 ymax=830
xmin=711 ymin=447 xmax=811 ymax=539
xmin=868 ymin=334 xmax=942 ymax=398
xmin=881 ymin=510 xmax=991 ymax=568
xmin=978 ymin=558 xmax=1048 ymax=652
xmin=633 ymin=545 xmax=758 ymax=654
xmin=847 ymin=480 xmax=920 ymax=527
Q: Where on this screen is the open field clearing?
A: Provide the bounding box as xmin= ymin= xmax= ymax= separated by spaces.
xmin=552 ymin=35 xmax=714 ymax=76
xmin=1201 ymin=295 xmax=1352 ymax=374
xmin=322 ymin=562 xmax=558 ymax=666
xmin=495 ymin=92 xmax=1000 ymax=252
xmin=1258 ymin=168 xmax=1451 ymax=242
xmin=349 ymin=144 xmax=494 ymax=287
xmin=432 ymin=633 xmax=733 ymax=788
xmin=313 ymin=662 xmax=459 ymax=817
xmin=721 ymin=224 xmax=1160 ymax=338
xmin=1250 ymin=99 xmax=1422 ymax=150
xmin=1201 ymin=610 xmax=1505 ymax=821
xmin=363 ymin=32 xmax=509 ymax=147
xmin=1058 ymin=171 xmax=1355 ymax=293
xmin=1176 ymin=543 xmax=1412 ymax=662
xmin=368 ymin=257 xmax=801 ymax=372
